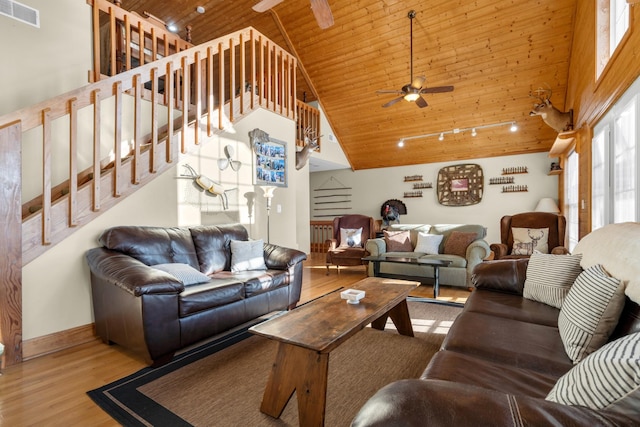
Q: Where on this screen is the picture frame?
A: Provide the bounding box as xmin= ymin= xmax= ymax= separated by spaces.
xmin=252 ymin=136 xmax=288 ymax=187
xmin=437 ymin=163 xmax=484 ymax=206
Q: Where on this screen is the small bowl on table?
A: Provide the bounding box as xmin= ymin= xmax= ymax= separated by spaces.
xmin=340 ymin=289 xmax=365 ymax=304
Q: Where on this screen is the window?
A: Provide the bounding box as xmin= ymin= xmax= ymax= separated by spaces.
xmin=564 ymin=151 xmax=579 ymax=251
xmin=596 ymin=0 xmax=630 ymax=79
xmin=592 ymin=75 xmax=640 ymax=231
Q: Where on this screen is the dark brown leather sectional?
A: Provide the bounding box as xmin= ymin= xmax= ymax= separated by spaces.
xmin=86 ymin=223 xmax=306 ymax=366
xmin=352 ymin=258 xmax=640 ymax=426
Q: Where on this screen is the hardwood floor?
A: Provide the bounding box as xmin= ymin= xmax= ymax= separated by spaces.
xmin=0 ymin=253 xmax=469 ymax=425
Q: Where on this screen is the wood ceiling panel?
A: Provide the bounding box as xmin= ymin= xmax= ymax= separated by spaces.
xmin=118 ymin=0 xmax=577 ymax=170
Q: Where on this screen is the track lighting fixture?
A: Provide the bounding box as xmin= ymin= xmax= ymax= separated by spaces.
xmin=397 ymin=121 xmax=518 ymax=146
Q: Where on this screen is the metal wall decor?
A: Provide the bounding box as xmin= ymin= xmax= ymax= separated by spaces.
xmin=437 ymin=163 xmax=484 ymax=206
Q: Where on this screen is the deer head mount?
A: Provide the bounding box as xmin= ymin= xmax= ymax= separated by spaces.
xmin=295 ymin=126 xmax=320 ymax=170
xmin=529 ymin=87 xmax=573 ymax=133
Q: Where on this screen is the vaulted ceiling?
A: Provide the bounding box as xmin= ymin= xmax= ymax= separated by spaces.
xmin=119 ymin=0 xmax=577 ymax=170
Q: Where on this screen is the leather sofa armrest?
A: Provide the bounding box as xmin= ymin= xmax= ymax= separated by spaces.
xmin=263 ymin=243 xmax=307 ymax=269
xmin=351 ymin=379 xmax=631 ymax=427
xmin=489 ymin=242 xmax=509 ymax=259
xmin=364 ymin=237 xmax=386 ymax=256
xmin=86 ymin=248 xmax=185 ymax=296
xmin=471 ymin=258 xmax=529 ymax=295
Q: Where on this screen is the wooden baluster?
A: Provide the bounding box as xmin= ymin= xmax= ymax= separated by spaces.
xmin=266 ymin=40 xmax=272 ymax=111
xmin=68 ymin=98 xmax=78 ymax=227
xmin=207 ymin=46 xmax=214 ymax=137
xmin=124 ymin=15 xmax=131 ymax=71
xmin=228 ymin=37 xmax=235 ymax=122
xmin=218 ymin=42 xmax=224 ymax=130
xmin=92 ymin=1 xmax=101 ymax=81
xmin=150 ymin=67 xmax=158 ymax=173
xmin=186 ymin=24 xmax=192 ymax=44
xmin=151 ymin=27 xmax=157 ymax=62
xmin=165 ymin=61 xmax=174 ymax=163
xmin=194 ymin=52 xmax=202 ymax=146
xmin=92 ymin=89 xmax=101 ymax=211
xmin=181 ymin=56 xmax=189 ymax=153
xmin=113 ymin=81 xmax=122 ymax=197
xmin=250 ymin=30 xmax=256 ymax=110
xmin=109 ymin=8 xmax=117 ymax=76
xmin=133 ymin=74 xmax=141 ymax=183
xmin=41 ymin=108 xmax=52 ymax=245
xmin=138 ymin=22 xmax=144 ymax=66
xmin=239 ymin=33 xmax=245 ymax=115
xmin=279 ymin=50 xmax=284 ymax=114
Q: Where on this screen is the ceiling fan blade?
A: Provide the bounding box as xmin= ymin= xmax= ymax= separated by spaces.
xmin=310 ymin=0 xmax=334 ymax=29
xmin=420 ymin=85 xmax=455 ymax=94
xmin=376 ymin=90 xmax=405 ymax=95
xmin=382 ymin=96 xmax=405 ymax=108
xmin=415 ymin=96 xmax=428 ymax=108
xmin=252 ymin=0 xmax=284 ymax=13
xmin=410 ymin=75 xmax=426 ymax=90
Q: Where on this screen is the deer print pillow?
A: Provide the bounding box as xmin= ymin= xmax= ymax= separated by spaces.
xmin=511 ymin=227 xmax=549 ymax=255
xmin=339 ymin=227 xmax=364 ymax=248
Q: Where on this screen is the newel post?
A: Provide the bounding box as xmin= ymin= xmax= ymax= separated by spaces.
xmin=0 ymin=121 xmax=23 ymax=367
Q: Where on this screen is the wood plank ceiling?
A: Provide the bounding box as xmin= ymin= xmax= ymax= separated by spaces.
xmin=120 ymin=0 xmax=577 ymax=170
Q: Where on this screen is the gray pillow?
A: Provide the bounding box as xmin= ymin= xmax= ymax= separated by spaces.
xmin=558 ymin=264 xmax=626 ymax=363
xmin=152 ymin=263 xmax=210 ymax=286
xmin=546 ymin=332 xmax=640 ymax=418
xmin=230 ymin=239 xmax=267 ymax=272
xmin=523 ymin=252 xmax=583 ymax=309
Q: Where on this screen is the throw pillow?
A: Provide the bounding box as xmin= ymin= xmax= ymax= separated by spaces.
xmin=230 ymin=239 xmax=267 ymax=273
xmin=522 ymin=252 xmax=583 ymax=309
xmin=383 ymin=230 xmax=413 ymax=252
xmin=546 ymin=332 xmax=640 ymax=417
xmin=414 ymin=232 xmax=443 ymax=255
xmin=511 ymin=227 xmax=549 ymax=255
xmin=152 ymin=263 xmax=211 ymax=286
xmin=558 ymin=264 xmax=626 ymax=363
xmin=443 ymin=231 xmax=477 ymax=258
xmin=338 ymin=227 xmax=364 ymax=248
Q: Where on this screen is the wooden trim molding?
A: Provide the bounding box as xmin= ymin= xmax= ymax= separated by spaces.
xmin=22 ymin=324 xmax=97 ymax=361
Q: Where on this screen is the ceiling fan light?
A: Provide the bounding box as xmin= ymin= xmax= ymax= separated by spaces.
xmin=404 ymin=93 xmax=420 ymax=102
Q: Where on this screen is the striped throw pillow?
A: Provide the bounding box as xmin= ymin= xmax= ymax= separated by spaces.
xmin=547 ymin=332 xmax=640 ymax=418
xmin=523 ymin=252 xmax=583 ymax=309
xmin=559 ymin=264 xmax=626 ymax=363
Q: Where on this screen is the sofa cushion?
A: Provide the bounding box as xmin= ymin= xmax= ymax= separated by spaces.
xmin=511 ymin=227 xmax=549 ymax=255
xmin=523 ymin=252 xmax=583 ymax=309
xmin=441 ymin=311 xmax=573 ymax=376
xmin=558 ymin=264 xmax=626 ymax=363
xmin=190 ymin=224 xmax=249 ymax=274
xmin=465 ymin=289 xmax=560 ymax=327
xmin=179 ymin=279 xmax=244 ymax=316
xmin=152 ymin=263 xmax=211 ymax=286
xmin=443 ymin=231 xmax=477 ymax=257
xmin=414 ymin=232 xmax=443 ymax=255
xmin=230 ymin=239 xmax=267 ymax=272
xmin=99 ymin=226 xmax=200 ymax=268
xmin=338 ymin=227 xmax=363 ymax=248
xmin=546 ymin=332 xmax=640 ymax=418
xmin=423 ymin=350 xmax=559 ymax=398
xmin=384 ymin=230 xmax=413 ymax=252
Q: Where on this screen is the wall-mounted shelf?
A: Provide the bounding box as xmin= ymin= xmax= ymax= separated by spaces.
xmin=501 ymin=166 xmax=528 ymax=175
xmin=413 ymin=182 xmax=433 ymax=189
xmin=502 ymin=185 xmax=528 ymax=193
xmin=548 ymin=169 xmax=562 ymax=176
xmin=549 ymin=130 xmax=577 ymax=157
xmin=489 ymin=176 xmax=514 ymax=185
xmin=404 ymin=191 xmax=423 ymax=198
xmin=404 ymin=175 xmax=423 ymax=182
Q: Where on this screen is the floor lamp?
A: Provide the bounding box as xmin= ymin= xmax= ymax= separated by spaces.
xmin=261 ymin=186 xmax=276 ymax=243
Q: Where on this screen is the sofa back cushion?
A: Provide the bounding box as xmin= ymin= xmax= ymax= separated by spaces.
xmin=190 ymin=223 xmax=249 ymax=274
xmin=98 ymin=226 xmax=200 ymax=269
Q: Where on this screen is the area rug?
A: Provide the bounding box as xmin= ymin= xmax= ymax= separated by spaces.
xmin=88 ymin=301 xmax=462 ymax=426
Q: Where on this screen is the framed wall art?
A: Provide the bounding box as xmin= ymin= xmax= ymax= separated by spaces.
xmin=437 ymin=163 xmax=484 ymax=206
xmin=250 ymin=129 xmax=288 ymax=188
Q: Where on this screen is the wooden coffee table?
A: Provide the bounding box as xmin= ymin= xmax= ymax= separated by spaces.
xmin=249 ymin=277 xmax=419 ymax=427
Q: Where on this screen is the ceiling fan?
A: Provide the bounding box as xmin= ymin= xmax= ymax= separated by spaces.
xmin=377 ymin=10 xmax=454 ymax=108
xmin=252 ymin=0 xmax=334 ymax=29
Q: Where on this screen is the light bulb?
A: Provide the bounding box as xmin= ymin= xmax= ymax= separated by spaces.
xmin=438 ymin=133 xmax=444 ymax=141
xmin=510 ymin=122 xmax=518 ymax=132
xmin=471 ymin=128 xmax=477 ymax=137
xmin=404 ymin=93 xmax=420 ymax=102
xmin=398 ymin=139 xmax=405 ymax=147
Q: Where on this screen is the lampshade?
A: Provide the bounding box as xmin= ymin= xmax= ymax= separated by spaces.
xmin=535 ymin=197 xmax=560 ymax=214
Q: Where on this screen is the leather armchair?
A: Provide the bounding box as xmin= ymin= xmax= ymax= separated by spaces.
xmin=326 ymin=214 xmax=376 ymax=274
xmin=490 ymin=212 xmax=568 ymax=260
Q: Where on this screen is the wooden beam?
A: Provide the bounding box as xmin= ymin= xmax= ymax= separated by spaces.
xmin=0 ymin=120 xmax=23 ymax=367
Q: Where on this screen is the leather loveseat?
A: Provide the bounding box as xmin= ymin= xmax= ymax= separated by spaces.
xmin=86 ymin=223 xmax=306 ymax=366
xmin=365 ymin=223 xmax=491 ymax=288
xmin=352 ymin=222 xmax=640 ymax=426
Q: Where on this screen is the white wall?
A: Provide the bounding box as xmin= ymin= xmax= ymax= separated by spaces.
xmin=310 ymin=152 xmax=559 ymax=244
xmin=0 ymin=0 xmax=92 ymax=116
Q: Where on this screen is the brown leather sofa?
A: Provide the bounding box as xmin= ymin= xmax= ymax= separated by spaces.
xmin=86 ymin=223 xmax=306 ymax=366
xmin=352 ymin=223 xmax=640 ymax=426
